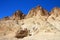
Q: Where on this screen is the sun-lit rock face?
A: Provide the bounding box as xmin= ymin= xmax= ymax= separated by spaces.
xmin=0 ymin=6 xmax=60 ymax=40
xmin=0 ymin=10 xmax=25 ymax=21
xmin=25 ymin=6 xmax=49 ymax=21
xmin=47 ymin=7 xmax=60 ymax=31
xmin=10 ymin=10 xmax=25 ymax=20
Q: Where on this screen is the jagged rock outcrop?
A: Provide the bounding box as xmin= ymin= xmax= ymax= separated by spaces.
xmin=47 ymin=7 xmax=60 ymax=30
xmin=0 ymin=6 xmax=60 ymax=40
xmin=1 ymin=10 xmax=25 ymax=21
xmin=25 ymin=6 xmax=49 ymax=21
xmin=15 ymin=28 xmax=29 ymax=38
xmin=10 ymin=10 xmax=25 ymax=20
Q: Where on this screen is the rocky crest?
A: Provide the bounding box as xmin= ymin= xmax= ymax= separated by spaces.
xmin=0 ymin=6 xmax=60 ymax=40
xmin=25 ymin=6 xmax=49 ymax=18
xmin=2 ymin=10 xmax=25 ymax=20
xmin=11 ymin=10 xmax=25 ymax=20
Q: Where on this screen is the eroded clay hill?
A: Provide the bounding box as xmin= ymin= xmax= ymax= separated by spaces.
xmin=0 ymin=6 xmax=60 ymax=40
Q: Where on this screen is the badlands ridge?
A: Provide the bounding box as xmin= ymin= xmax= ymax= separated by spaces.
xmin=0 ymin=6 xmax=60 ymax=40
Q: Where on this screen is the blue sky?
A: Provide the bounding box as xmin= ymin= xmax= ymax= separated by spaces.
xmin=0 ymin=0 xmax=60 ymax=18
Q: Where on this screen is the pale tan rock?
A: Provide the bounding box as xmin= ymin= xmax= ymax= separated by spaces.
xmin=47 ymin=7 xmax=60 ymax=30
xmin=10 ymin=10 xmax=25 ymax=20
xmin=0 ymin=6 xmax=60 ymax=40
xmin=25 ymin=6 xmax=49 ymax=21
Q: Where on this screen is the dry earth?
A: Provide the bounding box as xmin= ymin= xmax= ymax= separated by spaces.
xmin=0 ymin=6 xmax=60 ymax=40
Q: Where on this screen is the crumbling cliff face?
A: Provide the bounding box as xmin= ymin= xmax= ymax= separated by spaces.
xmin=0 ymin=6 xmax=60 ymax=40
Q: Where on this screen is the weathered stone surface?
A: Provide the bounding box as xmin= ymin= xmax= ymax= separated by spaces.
xmin=0 ymin=6 xmax=60 ymax=40
xmin=25 ymin=6 xmax=49 ymax=21
xmin=10 ymin=10 xmax=25 ymax=20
